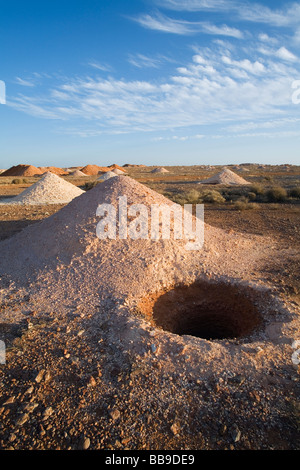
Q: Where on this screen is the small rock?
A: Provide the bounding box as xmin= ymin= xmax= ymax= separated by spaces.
xmin=87 ymin=376 xmax=96 ymax=387
xmin=121 ymin=437 xmax=131 ymax=445
xmin=8 ymin=433 xmax=16 ymax=443
xmin=79 ymin=437 xmax=90 ymax=450
xmin=25 ymin=402 xmax=39 ymax=413
xmin=44 ymin=371 xmax=51 ymax=382
xmin=170 ymin=422 xmax=180 ymax=436
xmin=3 ymin=396 xmax=15 ymax=405
xmin=109 ymin=409 xmax=121 ymax=421
xmin=35 ymin=370 xmax=45 ymax=383
xmin=231 ymin=425 xmax=241 ymax=443
xmin=25 ymin=386 xmax=34 ymax=395
xmin=16 ymin=413 xmax=29 ymax=427
xmin=42 ymin=407 xmax=54 ymax=421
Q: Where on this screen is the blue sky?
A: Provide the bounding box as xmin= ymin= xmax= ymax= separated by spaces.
xmin=1 ymin=0 xmax=300 ymax=168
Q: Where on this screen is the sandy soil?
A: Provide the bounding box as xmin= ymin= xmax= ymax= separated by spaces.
xmin=0 ymin=173 xmax=299 ymax=451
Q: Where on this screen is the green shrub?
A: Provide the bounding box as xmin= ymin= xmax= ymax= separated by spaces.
xmin=234 ymin=198 xmax=259 ymax=211
xmin=199 ymin=190 xmax=226 ymax=204
xmin=265 ymin=187 xmax=288 ymax=202
xmin=288 ymin=187 xmax=300 ymax=199
xmin=248 ymin=192 xmax=257 ymax=201
xmin=12 ymin=178 xmax=22 ymax=184
xmin=250 ymin=184 xmax=264 ymax=195
xmin=184 ymin=189 xmax=201 ymax=204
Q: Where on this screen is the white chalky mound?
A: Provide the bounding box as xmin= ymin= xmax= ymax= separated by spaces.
xmin=112 ymin=168 xmax=126 ymax=175
xmin=97 ymin=171 xmax=119 ymax=181
xmin=151 ymin=167 xmax=169 ymax=174
xmin=10 ymin=171 xmax=84 ymax=205
xmin=0 ymin=175 xmax=271 ymax=303
xmin=70 ymin=169 xmax=88 ymax=177
xmin=199 ymin=169 xmax=250 ymax=185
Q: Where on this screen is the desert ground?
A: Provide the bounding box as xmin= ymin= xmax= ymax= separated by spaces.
xmin=0 ymin=163 xmax=299 ymax=451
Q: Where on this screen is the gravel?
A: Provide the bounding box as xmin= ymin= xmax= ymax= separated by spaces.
xmin=0 ymin=175 xmax=299 ymax=450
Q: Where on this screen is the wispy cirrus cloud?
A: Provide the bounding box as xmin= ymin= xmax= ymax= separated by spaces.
xmin=130 ymin=12 xmax=196 ymax=35
xmin=14 ymin=77 xmax=36 ymax=87
xmin=8 ymin=38 xmax=300 ymax=138
xmin=87 ymin=60 xmax=113 ymax=72
xmin=156 ymin=0 xmax=300 ymax=27
xmin=128 ymin=53 xmax=164 ymax=69
xmin=131 ymin=12 xmax=243 ymax=38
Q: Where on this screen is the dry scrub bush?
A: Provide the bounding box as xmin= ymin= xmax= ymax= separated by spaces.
xmin=265 ymin=187 xmax=288 ymax=202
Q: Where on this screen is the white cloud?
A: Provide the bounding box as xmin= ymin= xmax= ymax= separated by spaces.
xmin=15 ymin=77 xmax=36 ymax=87
xmin=200 ymin=22 xmax=243 ymax=38
xmin=131 ymin=13 xmax=195 ymax=35
xmin=131 ymin=13 xmax=243 ymax=38
xmin=222 ymin=56 xmax=266 ymax=75
xmin=128 ymin=53 xmax=162 ymax=68
xmin=8 ymin=39 xmax=300 ymax=137
xmin=156 ymin=0 xmax=300 ymax=27
xmin=87 ymin=61 xmax=112 ymax=72
xmin=155 ymin=0 xmax=235 ymax=12
xmin=258 ymin=33 xmax=278 ymax=45
xmin=276 ymin=47 xmax=298 ymax=62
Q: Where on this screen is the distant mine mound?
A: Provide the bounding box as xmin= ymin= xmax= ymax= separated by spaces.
xmin=0 ymin=164 xmax=43 ymax=177
xmin=81 ymin=165 xmax=110 ymax=175
xmin=97 ymin=171 xmax=119 ymax=181
xmin=69 ymin=169 xmax=88 ymax=177
xmin=109 ymin=164 xmax=126 ymax=172
xmin=151 ymin=167 xmax=169 ymax=174
xmin=199 ymin=169 xmax=250 ymax=185
xmin=112 ymin=168 xmax=126 ymax=175
xmin=123 ymin=164 xmax=146 ymax=167
xmin=39 ymin=166 xmax=68 ymax=176
xmin=10 ymin=171 xmax=84 ymax=205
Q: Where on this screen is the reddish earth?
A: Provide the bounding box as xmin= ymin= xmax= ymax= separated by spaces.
xmin=0 ymin=165 xmax=42 ymax=177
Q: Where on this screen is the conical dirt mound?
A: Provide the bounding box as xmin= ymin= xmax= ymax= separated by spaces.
xmin=0 ymin=176 xmax=270 ymax=300
xmin=200 ymin=168 xmax=250 ymax=185
xmin=10 ymin=171 xmax=84 ymax=205
xmin=97 ymin=171 xmax=118 ymax=181
xmin=81 ymin=164 xmax=110 ymax=175
xmin=39 ymin=166 xmax=68 ymax=176
xmin=70 ymin=169 xmax=88 ymax=177
xmin=151 ymin=167 xmax=169 ymax=174
xmin=0 ymin=164 xmax=42 ymax=177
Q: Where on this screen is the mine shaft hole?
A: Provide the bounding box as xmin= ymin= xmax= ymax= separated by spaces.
xmin=140 ymin=281 xmax=263 ymax=341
